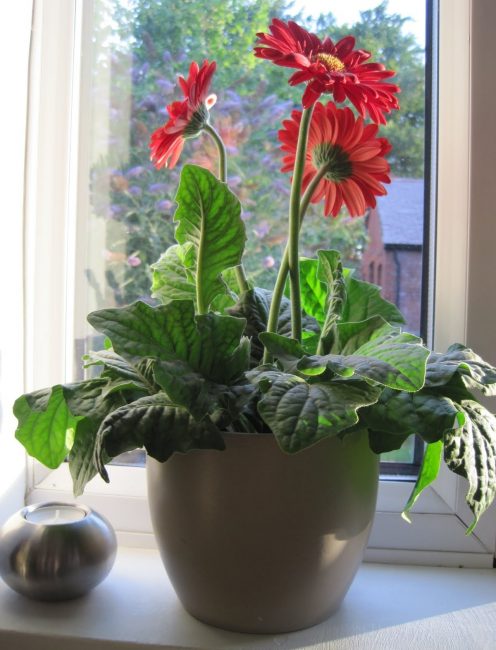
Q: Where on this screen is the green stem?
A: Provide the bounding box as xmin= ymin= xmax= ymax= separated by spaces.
xmin=204 ymin=122 xmax=250 ymax=295
xmin=204 ymin=122 xmax=227 ymax=182
xmin=262 ymin=160 xmax=327 ymax=364
xmin=288 ymin=106 xmax=314 ymax=342
xmin=235 ymin=265 xmax=250 ymax=293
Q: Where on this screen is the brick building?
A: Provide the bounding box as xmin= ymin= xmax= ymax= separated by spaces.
xmin=360 ymin=178 xmax=424 ymax=335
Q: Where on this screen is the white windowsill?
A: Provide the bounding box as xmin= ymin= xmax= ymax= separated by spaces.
xmin=0 ymin=547 xmax=495 ymax=650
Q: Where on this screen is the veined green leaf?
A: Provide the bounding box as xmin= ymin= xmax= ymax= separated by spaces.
xmin=360 ymin=388 xmax=463 ymax=443
xmin=88 ymin=300 xmax=198 ymax=364
xmin=258 ymin=332 xmax=305 ymax=370
xmin=94 ymin=393 xmax=225 ymax=481
xmin=426 ymin=343 xmax=496 ymax=395
xmin=85 ymin=349 xmax=158 ymax=394
xmin=253 ymin=370 xmax=381 ymax=453
xmin=299 ymin=257 xmax=326 ymax=323
xmin=227 ymin=287 xmax=319 ymax=364
xmin=341 ymin=276 xmax=405 ymax=326
xmin=333 ymin=316 xmax=391 ymax=355
xmin=174 ymin=164 xmax=246 ymax=311
xmin=299 ymin=323 xmax=429 ymax=392
xmin=62 ymin=379 xmax=138 ymax=495
xmin=69 ymin=418 xmax=109 ymax=497
xmin=14 ymin=385 xmax=83 ymax=469
xmin=153 ymin=359 xmax=208 ymax=416
xmin=88 ymin=300 xmax=249 ymax=383
xmin=444 ymin=401 xmax=496 ymax=533
xmin=151 ymin=242 xmax=196 ymax=305
xmin=316 ymin=250 xmax=346 ymax=354
xmin=402 ymin=440 xmax=443 ymax=523
xmin=62 ymin=379 xmax=126 ymax=423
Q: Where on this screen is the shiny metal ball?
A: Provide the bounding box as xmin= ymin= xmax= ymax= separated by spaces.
xmin=0 ymin=502 xmax=117 ymax=601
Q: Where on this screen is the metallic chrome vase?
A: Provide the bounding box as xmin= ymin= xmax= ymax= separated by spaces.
xmin=148 ymin=431 xmax=379 ymax=634
xmin=0 ymin=502 xmax=117 ymax=601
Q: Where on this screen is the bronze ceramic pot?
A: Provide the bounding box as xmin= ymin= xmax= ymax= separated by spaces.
xmin=147 ymin=431 xmax=379 ymax=633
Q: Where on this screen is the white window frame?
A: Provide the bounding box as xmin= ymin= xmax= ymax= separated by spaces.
xmin=10 ymin=0 xmax=496 ymax=565
xmin=0 ymin=0 xmax=33 ymax=525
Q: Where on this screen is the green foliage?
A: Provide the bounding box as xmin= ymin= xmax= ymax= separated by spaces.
xmin=173 ymin=164 xmax=245 ymax=312
xmin=444 ymin=401 xmax=496 ymax=534
xmin=14 ymin=386 xmax=83 ymax=469
xmin=249 ymin=368 xmax=381 ymax=452
xmin=402 ymin=441 xmax=443 ymax=523
xmin=14 ymin=236 xmax=496 ymax=530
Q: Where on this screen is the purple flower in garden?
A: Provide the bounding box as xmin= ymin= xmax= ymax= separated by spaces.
xmin=156 ymin=78 xmax=175 ymax=94
xmin=253 ymin=221 xmax=270 ymax=239
xmin=110 ymin=204 xmax=124 ymax=217
xmin=241 ymin=211 xmax=253 ymax=221
xmin=129 ymin=186 xmax=142 ymax=197
xmin=126 ymin=165 xmax=145 ymax=178
xmin=263 ymin=256 xmax=276 ymax=269
xmin=148 ymin=182 xmax=168 ymax=194
xmin=155 ymin=199 xmax=173 ymax=212
xmin=127 ymin=256 xmax=142 ymax=267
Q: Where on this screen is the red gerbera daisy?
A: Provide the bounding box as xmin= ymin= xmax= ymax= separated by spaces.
xmin=255 ymin=19 xmax=400 ymax=124
xmin=279 ymin=102 xmax=392 ymax=217
xmin=150 ymin=60 xmax=217 ymax=169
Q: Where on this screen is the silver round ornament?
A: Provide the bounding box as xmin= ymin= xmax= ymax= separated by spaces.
xmin=0 ymin=502 xmax=117 ymax=601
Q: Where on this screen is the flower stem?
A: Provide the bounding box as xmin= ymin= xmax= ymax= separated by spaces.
xmin=288 ymin=106 xmax=313 ymax=342
xmin=204 ymin=122 xmax=227 ymax=182
xmin=204 ymin=122 xmax=250 ymax=295
xmin=262 ymin=159 xmax=327 ymax=364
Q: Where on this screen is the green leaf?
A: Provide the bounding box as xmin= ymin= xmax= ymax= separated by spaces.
xmin=299 ymin=258 xmax=326 ymax=322
xmin=402 ymin=440 xmax=443 ymax=523
xmin=426 ymin=344 xmax=496 ymax=395
xmin=228 ymin=287 xmax=319 ymax=364
xmin=333 ymin=316 xmax=391 ymax=355
xmin=69 ymin=418 xmax=109 ymax=497
xmin=341 ymin=276 xmax=405 ymax=326
xmin=151 ymin=243 xmax=196 ymax=305
xmin=94 ymin=393 xmax=225 ymax=481
xmin=85 ymin=349 xmax=158 ymax=395
xmin=14 ymin=386 xmax=82 ymax=469
xmin=63 ymin=379 xmax=138 ymax=495
xmin=88 ymin=300 xmax=198 ymax=364
xmin=62 ymin=379 xmax=126 ymax=423
xmin=174 ymin=164 xmax=246 ymax=310
xmin=360 ymin=388 xmax=463 ymax=443
xmin=299 ymin=323 xmax=429 ymax=392
xmin=316 ymin=250 xmax=346 ymax=354
xmin=88 ymin=300 xmax=249 ymax=384
xmin=253 ymin=371 xmax=381 ymax=453
xmin=258 ymin=332 xmax=305 ymax=370
xmin=444 ymin=401 xmax=496 ymax=533
xmin=14 ymin=376 xmax=149 ymax=494
xmin=194 ymin=312 xmax=250 ymax=383
xmin=368 ymin=429 xmax=411 ymax=454
xmin=153 ymin=359 xmax=208 ymax=416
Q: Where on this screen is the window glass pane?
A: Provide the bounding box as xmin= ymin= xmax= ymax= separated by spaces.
xmin=76 ymin=0 xmax=428 ymax=469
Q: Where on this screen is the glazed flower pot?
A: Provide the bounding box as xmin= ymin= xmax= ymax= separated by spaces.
xmin=147 ymin=430 xmax=379 ymax=633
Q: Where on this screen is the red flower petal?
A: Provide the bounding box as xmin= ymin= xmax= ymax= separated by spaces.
xmin=279 ymin=101 xmax=392 ymax=217
xmin=149 ymin=60 xmax=217 ymax=169
xmin=255 ymin=19 xmax=400 ymax=123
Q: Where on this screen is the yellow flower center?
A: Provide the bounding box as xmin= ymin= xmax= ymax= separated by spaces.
xmin=315 ymin=53 xmax=345 ymax=73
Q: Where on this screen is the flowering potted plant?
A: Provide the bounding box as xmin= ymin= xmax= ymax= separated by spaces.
xmin=14 ymin=19 xmax=496 ymax=633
